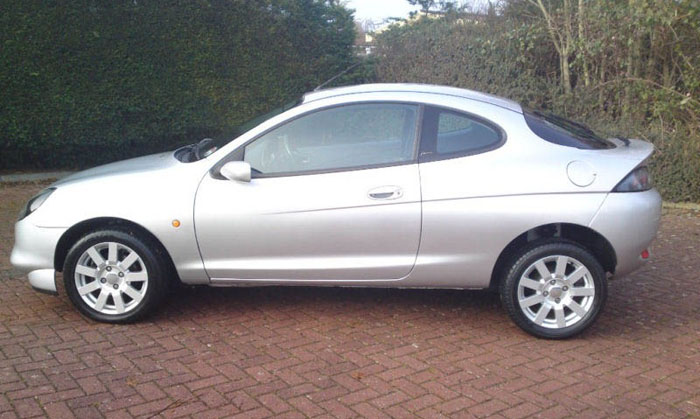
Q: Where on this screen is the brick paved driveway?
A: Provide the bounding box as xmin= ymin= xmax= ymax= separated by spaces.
xmin=1 ymin=182 xmax=699 ymax=418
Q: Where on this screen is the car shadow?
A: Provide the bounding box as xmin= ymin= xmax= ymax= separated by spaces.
xmin=41 ymin=272 xmax=696 ymax=340
xmin=152 ymin=284 xmax=510 ymax=332
xmin=148 ymin=272 xmax=699 ymax=341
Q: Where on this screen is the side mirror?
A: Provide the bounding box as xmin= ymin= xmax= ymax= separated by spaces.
xmin=219 ymin=161 xmax=251 ymax=183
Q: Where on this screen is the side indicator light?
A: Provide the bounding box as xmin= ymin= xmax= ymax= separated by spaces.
xmin=641 ymin=249 xmax=650 ymax=259
xmin=172 ymin=219 xmax=181 ymax=228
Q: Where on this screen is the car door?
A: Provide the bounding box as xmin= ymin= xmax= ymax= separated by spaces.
xmin=194 ymin=102 xmax=422 ymax=282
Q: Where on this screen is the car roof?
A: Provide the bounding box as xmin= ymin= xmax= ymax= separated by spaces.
xmin=302 ymin=83 xmax=522 ymax=113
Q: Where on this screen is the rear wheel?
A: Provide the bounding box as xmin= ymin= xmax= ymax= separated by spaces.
xmin=500 ymin=241 xmax=607 ymax=339
xmin=63 ymin=229 xmax=168 ymax=323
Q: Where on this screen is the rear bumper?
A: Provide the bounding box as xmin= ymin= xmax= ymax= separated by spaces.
xmin=10 ymin=218 xmax=65 ymax=294
xmin=589 ymin=189 xmax=662 ymax=278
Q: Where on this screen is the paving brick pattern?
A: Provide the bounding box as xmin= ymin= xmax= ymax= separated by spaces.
xmin=1 ymin=182 xmax=699 ymax=418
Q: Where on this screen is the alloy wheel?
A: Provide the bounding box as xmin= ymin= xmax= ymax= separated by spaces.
xmin=74 ymin=241 xmax=149 ymax=315
xmin=517 ymin=255 xmax=595 ymax=329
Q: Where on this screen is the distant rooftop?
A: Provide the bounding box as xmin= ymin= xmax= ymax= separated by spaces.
xmin=302 ymin=83 xmax=522 ymax=113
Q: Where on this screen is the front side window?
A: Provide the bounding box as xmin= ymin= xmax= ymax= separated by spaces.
xmin=244 ymin=103 xmax=419 ymax=176
xmin=420 ymin=106 xmax=503 ymax=161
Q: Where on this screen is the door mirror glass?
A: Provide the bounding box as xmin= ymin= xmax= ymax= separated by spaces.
xmin=219 ymin=161 xmax=251 ymax=182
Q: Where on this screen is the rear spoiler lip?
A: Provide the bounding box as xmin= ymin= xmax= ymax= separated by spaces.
xmin=599 ymin=138 xmax=655 ymax=163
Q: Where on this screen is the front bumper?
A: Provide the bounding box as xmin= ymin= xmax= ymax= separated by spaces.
xmin=28 ymin=269 xmax=58 ymax=295
xmin=589 ymin=189 xmax=662 ymax=278
xmin=10 ymin=218 xmax=66 ymax=294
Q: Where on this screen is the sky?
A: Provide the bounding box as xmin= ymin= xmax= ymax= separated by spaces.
xmin=344 ymin=0 xmax=421 ymax=25
xmin=345 ymin=0 xmax=485 ymax=28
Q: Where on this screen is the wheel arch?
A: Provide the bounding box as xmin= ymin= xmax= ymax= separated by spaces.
xmin=54 ymin=217 xmax=180 ymax=284
xmin=489 ymin=223 xmax=616 ymax=291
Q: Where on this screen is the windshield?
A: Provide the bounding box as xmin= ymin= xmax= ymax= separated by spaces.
xmin=214 ymin=98 xmax=302 ymax=148
xmin=524 ymin=110 xmax=615 ymax=150
xmin=174 ymin=98 xmax=303 ymax=163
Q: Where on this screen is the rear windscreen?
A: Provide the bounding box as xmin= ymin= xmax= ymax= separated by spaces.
xmin=524 ymin=110 xmax=615 ymax=150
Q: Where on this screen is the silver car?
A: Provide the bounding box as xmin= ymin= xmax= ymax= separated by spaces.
xmin=11 ymin=84 xmax=661 ymax=338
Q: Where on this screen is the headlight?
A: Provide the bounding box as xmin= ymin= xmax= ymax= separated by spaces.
xmin=613 ymin=166 xmax=652 ymax=192
xmin=18 ymin=188 xmax=56 ymax=221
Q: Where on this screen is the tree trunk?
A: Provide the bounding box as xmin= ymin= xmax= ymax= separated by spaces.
xmin=598 ymin=57 xmax=606 ymax=112
xmin=578 ymin=0 xmax=590 ymax=87
xmin=530 ymin=0 xmax=572 ymax=94
xmin=624 ymin=0 xmax=638 ymax=118
xmin=561 ymin=50 xmax=572 ymax=94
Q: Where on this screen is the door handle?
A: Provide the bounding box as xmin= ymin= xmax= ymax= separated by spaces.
xmin=368 ymin=186 xmax=403 ymax=200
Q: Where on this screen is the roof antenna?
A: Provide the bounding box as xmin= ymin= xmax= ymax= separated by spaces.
xmin=313 ymin=62 xmax=362 ymax=91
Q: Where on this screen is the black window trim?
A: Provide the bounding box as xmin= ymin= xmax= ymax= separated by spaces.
xmin=418 ymin=105 xmax=506 ymax=164
xmin=211 ymin=101 xmax=425 ymax=180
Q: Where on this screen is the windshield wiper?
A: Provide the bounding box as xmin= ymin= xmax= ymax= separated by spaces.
xmin=538 ymin=112 xmax=596 ymax=137
xmin=614 ymin=136 xmax=631 ymax=146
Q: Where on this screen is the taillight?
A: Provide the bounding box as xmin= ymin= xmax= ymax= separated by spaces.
xmin=613 ymin=166 xmax=652 ymax=192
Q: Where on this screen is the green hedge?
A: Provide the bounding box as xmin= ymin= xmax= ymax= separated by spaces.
xmin=0 ymin=0 xmax=355 ymax=170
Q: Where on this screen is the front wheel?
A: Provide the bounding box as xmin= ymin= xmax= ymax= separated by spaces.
xmin=63 ymin=229 xmax=168 ymax=323
xmin=500 ymin=241 xmax=607 ymax=339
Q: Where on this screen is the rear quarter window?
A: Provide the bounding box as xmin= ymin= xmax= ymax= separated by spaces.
xmin=524 ymin=111 xmax=615 ymax=150
xmin=419 ymin=106 xmax=504 ymax=162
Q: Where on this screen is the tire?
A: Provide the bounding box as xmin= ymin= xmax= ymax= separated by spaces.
xmin=63 ymin=229 xmax=168 ymax=323
xmin=500 ymin=240 xmax=607 ymax=339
